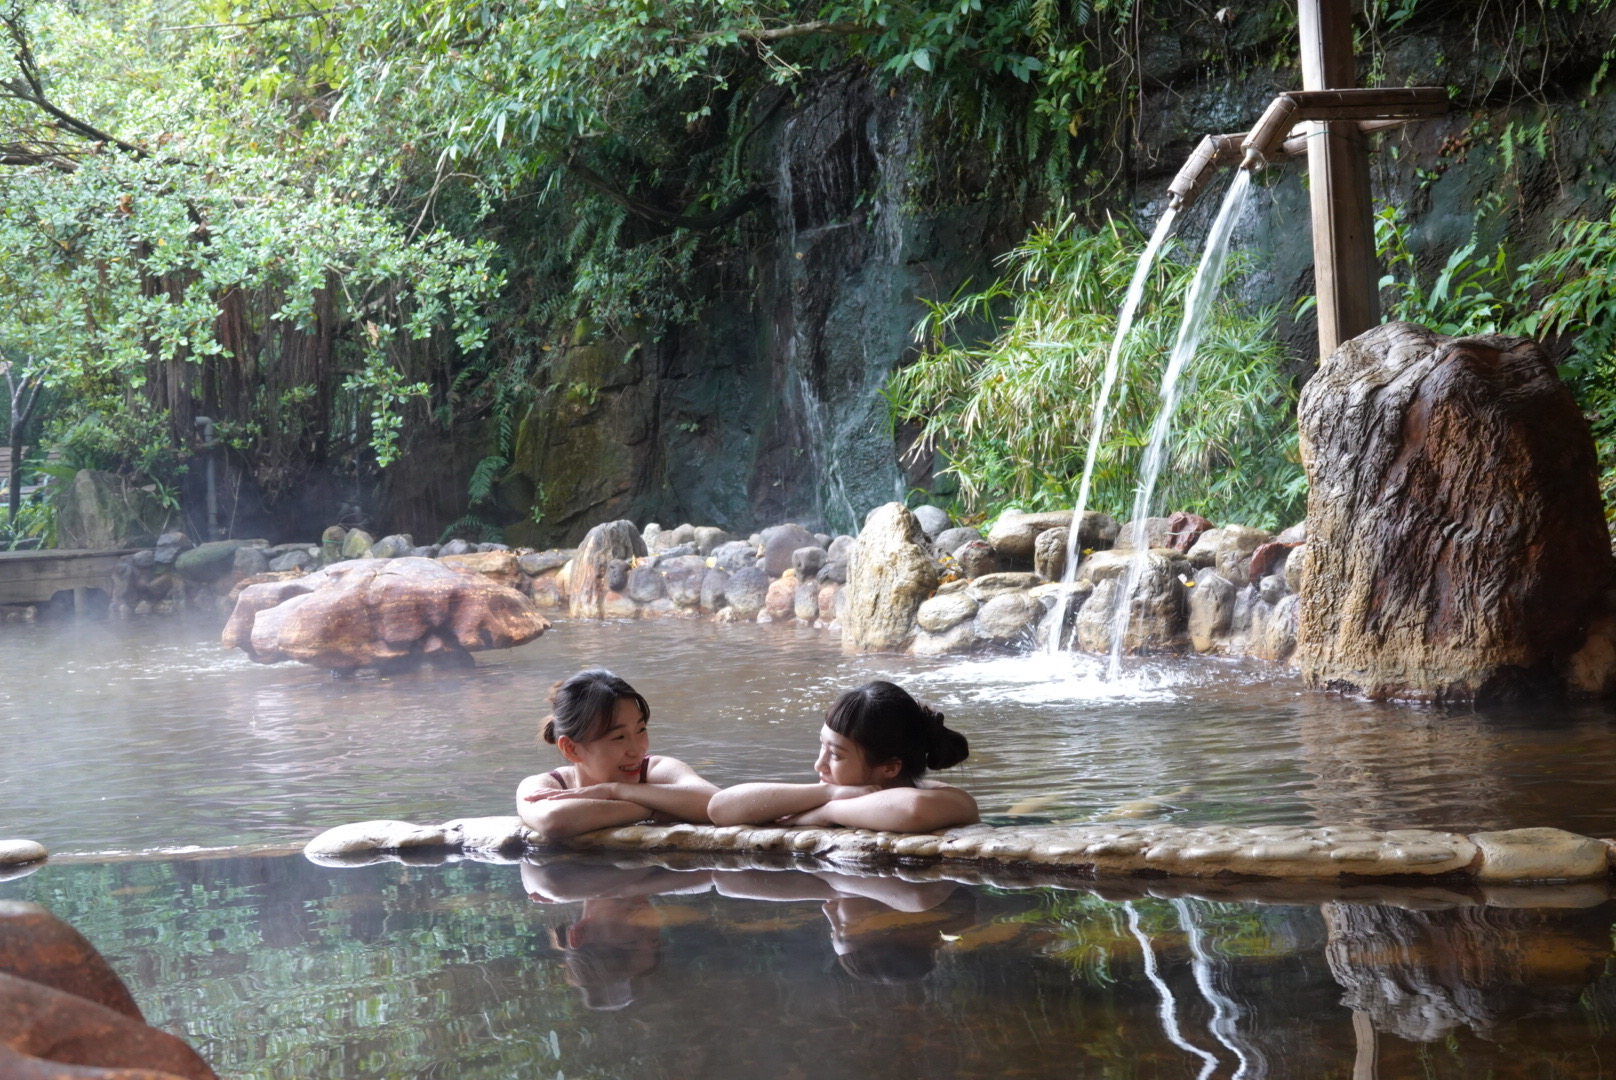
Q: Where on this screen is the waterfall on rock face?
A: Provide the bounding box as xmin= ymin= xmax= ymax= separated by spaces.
xmin=1044 ymin=207 xmax=1180 ymax=656
xmin=1108 ymin=170 xmax=1252 ymax=677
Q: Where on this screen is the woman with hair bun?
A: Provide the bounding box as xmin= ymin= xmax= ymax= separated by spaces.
xmin=517 ymin=669 xmax=718 ymax=842
xmin=708 ymin=680 xmax=978 ymax=833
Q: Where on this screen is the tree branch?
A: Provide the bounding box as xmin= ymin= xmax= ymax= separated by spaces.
xmin=562 ymin=150 xmax=767 ymax=231
xmin=1 ymin=5 xmax=147 ymax=158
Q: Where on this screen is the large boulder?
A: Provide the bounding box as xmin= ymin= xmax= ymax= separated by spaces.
xmin=0 ymin=901 xmax=218 ymax=1079
xmin=841 ymin=503 xmax=937 ymax=653
xmin=221 ymin=557 xmax=549 ymax=669
xmin=51 ymin=470 xmax=171 ymax=550
xmin=910 ymin=504 xmax=951 ymax=539
xmin=1296 ymin=323 xmax=1614 ymax=703
xmin=761 ymin=523 xmax=817 ymax=577
xmin=1033 ymin=527 xmax=1069 ymax=581
xmin=566 ymin=520 xmax=647 ymax=618
xmin=174 ymin=539 xmax=255 ymax=582
xmin=724 ymin=567 xmax=770 ymax=619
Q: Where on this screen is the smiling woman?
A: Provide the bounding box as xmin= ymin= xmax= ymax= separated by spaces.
xmin=707 ymin=680 xmax=979 ymax=833
xmin=516 ymin=668 xmax=719 ymax=842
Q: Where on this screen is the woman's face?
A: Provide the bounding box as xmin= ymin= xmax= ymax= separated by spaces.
xmin=815 ymin=724 xmax=898 ymax=787
xmin=563 ymin=697 xmax=650 ymax=785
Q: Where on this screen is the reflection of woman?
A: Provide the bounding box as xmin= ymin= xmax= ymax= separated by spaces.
xmin=522 ymin=859 xmax=712 ymax=1010
xmin=713 ymin=869 xmax=977 ymax=983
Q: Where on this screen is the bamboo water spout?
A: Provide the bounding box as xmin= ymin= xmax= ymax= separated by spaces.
xmin=1241 ymin=86 xmax=1450 ymax=169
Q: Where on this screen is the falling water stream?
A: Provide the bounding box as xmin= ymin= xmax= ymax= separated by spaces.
xmin=1108 ymin=169 xmax=1253 ymax=677
xmin=1044 ymin=206 xmax=1180 ymax=655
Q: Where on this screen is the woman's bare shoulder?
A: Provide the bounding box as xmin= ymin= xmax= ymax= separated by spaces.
xmin=517 ymin=768 xmax=568 ymax=795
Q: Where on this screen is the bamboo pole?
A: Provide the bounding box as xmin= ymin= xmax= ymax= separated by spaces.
xmin=1299 ymin=0 xmax=1381 ymax=358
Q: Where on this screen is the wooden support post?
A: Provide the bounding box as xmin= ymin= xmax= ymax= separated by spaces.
xmin=1298 ymin=0 xmax=1380 ymax=359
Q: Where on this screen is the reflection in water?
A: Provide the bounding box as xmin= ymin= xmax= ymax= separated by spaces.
xmin=2 ymin=853 xmax=1616 ymax=1078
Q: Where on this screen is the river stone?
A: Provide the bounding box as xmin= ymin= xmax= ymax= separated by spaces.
xmin=567 ymin=520 xmax=646 ymax=618
xmin=439 ymin=538 xmax=474 ymax=556
xmin=305 ymin=819 xmax=449 ymax=856
xmin=932 ymin=526 xmax=983 ymax=558
xmin=916 ymin=593 xmax=977 ymax=632
xmin=1470 ymin=828 xmax=1609 ymax=882
xmin=224 ymin=557 xmax=548 ymax=669
xmin=1248 ymin=541 xmax=1295 ymax=584
xmin=626 ymin=565 xmax=666 ymax=603
xmin=794 ymin=580 xmax=820 ymax=621
xmin=1285 ymin=544 xmax=1308 ymax=595
xmin=364 ymin=534 xmax=408 ymax=559
xmin=841 ymin=503 xmax=936 ymax=653
xmin=700 ymin=567 xmax=731 ymax=611
xmin=175 ymin=539 xmax=250 ymax=580
xmin=1166 ymin=511 xmax=1215 ymax=553
xmin=967 ymin=572 xmax=1041 ymax=601
xmin=986 ymin=510 xmax=1073 ymax=563
xmin=518 ymin=549 xmax=573 ymax=575
xmin=1213 ymin=525 xmax=1272 ymax=587
xmin=911 ymin=504 xmax=951 ymax=539
xmin=1113 ymin=517 xmax=1172 ymax=552
xmin=761 ymin=523 xmax=817 ymax=577
xmin=711 ymin=540 xmax=758 ymax=573
xmin=231 ymin=545 xmax=269 ymax=579
xmin=1034 ymin=527 xmax=1069 ymax=581
xmin=1256 ymin=593 xmax=1300 ymax=662
xmin=528 ymin=572 xmax=562 ymax=609
xmin=667 ymin=523 xmax=697 ymax=547
xmin=693 ymin=526 xmax=733 ymax=555
xmin=605 ymin=558 xmax=630 ymax=593
xmin=817 ymin=559 xmax=848 ymax=584
xmin=826 ymin=535 xmax=856 ymax=562
xmin=0 ymin=840 xmax=45 ymax=866
xmin=336 ymin=529 xmax=373 ymax=559
xmin=1187 ymin=569 xmax=1236 ymax=652
xmin=269 ymin=549 xmax=315 ymax=573
xmin=439 ymin=550 xmax=523 ymax=589
xmin=661 ymin=555 xmax=707 ymax=607
xmin=0 ymin=899 xmax=145 ymax=1020
xmin=153 ymin=531 xmax=193 ymax=566
xmin=125 ymin=549 xmax=156 ymax=572
xmin=792 ymin=546 xmax=826 ymax=578
xmin=974 ymin=592 xmax=1040 ymax=644
xmin=725 ymin=567 xmax=770 ymax=619
xmin=764 ymin=573 xmax=796 ymax=618
xmin=911 ymin=620 xmax=977 ymax=656
xmin=953 ymin=539 xmax=998 ymax=579
xmin=1297 ymin=324 xmax=1612 ymax=703
xmin=816 ymin=582 xmax=842 ymax=623
xmin=1258 ymin=572 xmax=1288 ymax=606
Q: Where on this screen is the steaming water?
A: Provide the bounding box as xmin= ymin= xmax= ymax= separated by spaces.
xmin=10 ymin=614 xmax=1616 ymax=857
xmin=1109 ymin=170 xmax=1253 ymax=677
xmin=8 ymin=614 xmax=1616 ymax=1077
xmin=1045 ymin=205 xmax=1180 ymax=656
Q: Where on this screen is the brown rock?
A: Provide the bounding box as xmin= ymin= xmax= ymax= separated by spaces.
xmin=1247 ymin=540 xmax=1297 ymax=584
xmin=0 ymin=972 xmax=216 ymax=1079
xmin=0 ymin=903 xmax=141 ymax=1021
xmin=1166 ymin=511 xmax=1214 ymax=553
xmin=438 ymin=550 xmax=522 ymax=589
xmin=1296 ymin=323 xmax=1613 ymax=703
xmin=566 ymin=520 xmax=647 ymax=618
xmin=764 ymin=573 xmax=796 ymax=618
xmin=222 ymin=557 xmax=549 ymax=669
xmin=841 ymin=503 xmax=937 ymax=653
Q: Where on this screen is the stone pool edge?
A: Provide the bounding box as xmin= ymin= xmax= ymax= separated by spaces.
xmin=285 ymin=818 xmax=1614 ymax=886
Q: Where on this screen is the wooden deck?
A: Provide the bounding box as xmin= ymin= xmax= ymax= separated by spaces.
xmin=0 ymin=548 xmax=136 ymax=606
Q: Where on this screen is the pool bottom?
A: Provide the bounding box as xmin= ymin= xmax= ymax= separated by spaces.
xmin=5 ymin=851 xmax=1616 ymax=1079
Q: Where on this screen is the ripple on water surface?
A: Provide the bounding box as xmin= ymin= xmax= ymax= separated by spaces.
xmin=6 ymin=615 xmax=1616 ymax=854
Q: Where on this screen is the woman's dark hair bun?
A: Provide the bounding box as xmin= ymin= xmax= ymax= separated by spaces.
xmin=922 ymin=706 xmax=969 ymax=770
xmin=826 ymin=681 xmax=969 ymax=779
xmin=541 ymin=715 xmax=558 ymax=744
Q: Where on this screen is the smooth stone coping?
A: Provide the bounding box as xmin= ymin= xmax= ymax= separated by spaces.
xmin=0 ymin=839 xmax=47 ymax=866
xmin=302 ymin=819 xmax=1616 ymax=884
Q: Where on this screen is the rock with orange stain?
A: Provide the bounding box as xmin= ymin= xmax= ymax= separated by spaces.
xmin=221 ymin=556 xmax=549 ymax=669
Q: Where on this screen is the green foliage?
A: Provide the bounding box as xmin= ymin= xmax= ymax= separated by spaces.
xmin=888 ymin=214 xmax=1306 ymax=529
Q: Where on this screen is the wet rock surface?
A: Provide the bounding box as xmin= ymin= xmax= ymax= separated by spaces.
xmin=840 ymin=503 xmax=936 ymax=652
xmin=1297 ymin=323 xmax=1614 ymax=703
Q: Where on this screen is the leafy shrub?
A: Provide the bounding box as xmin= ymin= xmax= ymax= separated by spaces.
xmin=888 ymin=214 xmax=1306 ymax=530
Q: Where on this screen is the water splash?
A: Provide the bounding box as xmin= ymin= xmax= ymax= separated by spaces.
xmin=1045 ymin=207 xmax=1180 ymax=656
xmin=897 ymin=651 xmax=1205 ymax=706
xmin=1108 ymin=170 xmax=1252 ymax=678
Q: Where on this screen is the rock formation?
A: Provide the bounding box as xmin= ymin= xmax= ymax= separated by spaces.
xmin=0 ymin=901 xmax=217 ymax=1079
xmin=1296 ymin=323 xmax=1614 ymax=703
xmin=841 ymin=503 xmax=936 ymax=652
xmin=222 ymin=557 xmax=549 ymax=669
